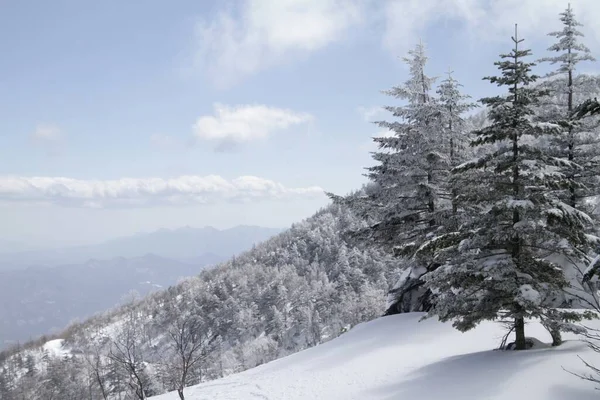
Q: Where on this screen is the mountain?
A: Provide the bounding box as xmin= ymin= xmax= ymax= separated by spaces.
xmin=0 ymin=225 xmax=281 ymax=269
xmin=0 ymin=204 xmax=597 ymax=399
xmin=150 ymin=314 xmax=596 ymax=400
xmin=0 ymin=204 xmax=398 ymax=398
xmin=0 ymin=254 xmax=214 ymax=349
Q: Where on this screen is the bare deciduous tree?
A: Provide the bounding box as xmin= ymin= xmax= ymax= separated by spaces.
xmin=160 ymin=298 xmax=218 ymax=400
xmin=108 ymin=309 xmax=151 ymax=400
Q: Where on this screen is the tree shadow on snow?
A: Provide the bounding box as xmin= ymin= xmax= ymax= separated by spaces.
xmin=368 ymin=344 xmax=591 ymax=400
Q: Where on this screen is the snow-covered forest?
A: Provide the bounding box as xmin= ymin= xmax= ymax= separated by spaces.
xmin=4 ymin=4 xmax=600 ymax=399
xmin=0 ymin=205 xmax=398 ymax=399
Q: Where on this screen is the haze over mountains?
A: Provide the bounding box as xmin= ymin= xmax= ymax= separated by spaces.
xmin=0 ymin=239 xmax=40 ymax=255
xmin=0 ymin=225 xmax=281 ymax=269
xmin=0 ymin=225 xmax=281 ymax=348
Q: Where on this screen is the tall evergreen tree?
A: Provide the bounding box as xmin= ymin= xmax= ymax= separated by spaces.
xmin=329 ymin=42 xmax=449 ymax=313
xmin=539 ymin=4 xmax=597 ymax=209
xmin=363 ymin=41 xmax=443 ymax=250
xmin=436 ymin=71 xmax=477 ymax=214
xmin=383 ymin=72 xmax=476 ymax=315
xmin=536 ymin=5 xmax=600 ymax=323
xmin=425 ymin=26 xmax=592 ymax=350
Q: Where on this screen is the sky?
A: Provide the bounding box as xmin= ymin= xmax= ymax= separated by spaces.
xmin=1 ymin=0 xmax=600 ymax=247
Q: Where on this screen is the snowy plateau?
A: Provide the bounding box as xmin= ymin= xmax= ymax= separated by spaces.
xmin=151 ymin=313 xmax=599 ymax=400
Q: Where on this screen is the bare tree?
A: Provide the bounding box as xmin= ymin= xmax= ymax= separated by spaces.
xmin=160 ymin=298 xmax=218 ymax=400
xmin=83 ymin=340 xmax=110 ymax=400
xmin=108 ymin=310 xmax=151 ymax=400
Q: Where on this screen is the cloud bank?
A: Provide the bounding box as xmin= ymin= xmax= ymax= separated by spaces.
xmin=382 ymin=0 xmax=600 ymax=57
xmin=0 ymin=175 xmax=324 ymax=208
xmin=193 ymin=0 xmax=600 ymax=85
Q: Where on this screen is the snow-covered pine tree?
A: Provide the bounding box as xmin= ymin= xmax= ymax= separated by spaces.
xmin=330 ymin=43 xmax=473 ymax=315
xmin=381 ymin=71 xmax=477 ymax=315
xmin=363 ymin=41 xmax=444 ymax=259
xmin=535 ymin=4 xmax=600 ymax=343
xmin=436 ymin=71 xmax=478 ymax=214
xmin=538 ymin=3 xmax=597 ymax=209
xmin=425 ymin=26 xmax=593 ymax=350
xmin=576 ymin=98 xmax=600 ymax=119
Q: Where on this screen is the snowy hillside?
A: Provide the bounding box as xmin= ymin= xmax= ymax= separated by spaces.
xmin=0 ymin=204 xmax=399 ymax=399
xmin=152 ymin=313 xmax=600 ymax=400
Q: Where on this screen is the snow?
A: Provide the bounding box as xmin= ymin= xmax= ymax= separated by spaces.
xmin=43 ymin=339 xmax=69 ymax=358
xmin=533 ymin=121 xmax=562 ymax=130
xmin=584 ymin=255 xmax=600 ymax=281
xmin=518 ymin=284 xmax=542 ymax=306
xmin=506 ymin=199 xmax=535 ymax=209
xmin=151 ymin=313 xmax=600 ymax=400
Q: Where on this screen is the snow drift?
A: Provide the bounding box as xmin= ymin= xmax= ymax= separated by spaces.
xmin=152 ymin=313 xmax=600 ymax=400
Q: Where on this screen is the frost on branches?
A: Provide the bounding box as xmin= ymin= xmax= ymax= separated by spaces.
xmin=330 ymin=43 xmax=474 ymax=315
xmin=538 ymin=3 xmax=599 ymax=212
xmin=424 ymin=27 xmax=594 ymax=350
xmin=535 ymin=5 xmax=600 ymax=320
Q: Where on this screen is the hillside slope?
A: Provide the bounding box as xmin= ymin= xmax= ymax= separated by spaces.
xmin=0 ymin=205 xmax=398 ymax=399
xmin=152 ymin=313 xmax=600 ymax=400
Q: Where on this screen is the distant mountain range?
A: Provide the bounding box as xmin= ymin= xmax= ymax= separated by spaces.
xmin=0 ymin=225 xmax=282 ymax=348
xmin=0 ymin=225 xmax=282 ymax=270
xmin=0 ymin=254 xmax=208 ymax=348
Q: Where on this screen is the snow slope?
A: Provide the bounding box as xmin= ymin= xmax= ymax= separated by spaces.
xmin=152 ymin=313 xmax=600 ymax=400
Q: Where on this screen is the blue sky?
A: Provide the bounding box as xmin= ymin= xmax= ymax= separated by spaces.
xmin=0 ymin=0 xmax=598 ymax=246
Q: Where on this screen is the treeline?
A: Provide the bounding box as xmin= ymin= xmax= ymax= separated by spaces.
xmin=331 ymin=4 xmax=600 ymax=351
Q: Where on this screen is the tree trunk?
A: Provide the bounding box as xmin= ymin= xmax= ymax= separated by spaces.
xmin=450 ymin=133 xmax=457 ymax=215
xmin=514 ymin=317 xmax=526 ymax=350
xmin=511 ymin=28 xmax=526 ymax=353
xmin=178 ymin=388 xmax=185 ymax=400
xmin=550 ymin=328 xmax=562 ymax=347
xmin=427 ymin=170 xmax=435 ymax=226
xmin=95 ymin=368 xmax=109 ymax=400
xmin=567 ymin=47 xmax=577 ymax=208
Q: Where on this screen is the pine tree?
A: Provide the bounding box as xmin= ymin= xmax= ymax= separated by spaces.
xmin=329 ymin=43 xmax=446 ymax=312
xmin=330 ymin=42 xmax=441 ymax=248
xmin=436 ymin=71 xmax=478 ymax=214
xmin=24 ymin=354 xmax=36 ymax=377
xmin=536 ymin=6 xmax=600 ymax=337
xmin=0 ymin=370 xmax=12 ymax=400
xmin=426 ymin=26 xmax=592 ymax=350
xmin=539 ymin=3 xmax=597 ymax=209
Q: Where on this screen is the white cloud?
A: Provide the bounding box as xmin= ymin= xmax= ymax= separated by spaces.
xmin=194 ymin=0 xmax=366 ymax=86
xmin=0 ymin=175 xmax=324 ymax=208
xmin=190 ymin=0 xmax=600 ymax=86
xmin=382 ymin=0 xmax=600 ymax=57
xmin=193 ymin=103 xmax=313 ymax=147
xmin=31 ymin=124 xmax=63 ymax=143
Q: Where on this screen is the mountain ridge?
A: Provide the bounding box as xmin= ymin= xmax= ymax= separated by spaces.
xmin=0 ymin=225 xmax=282 ymax=269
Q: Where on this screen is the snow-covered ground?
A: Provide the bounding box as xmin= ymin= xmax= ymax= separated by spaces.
xmin=152 ymin=313 xmax=600 ymax=400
